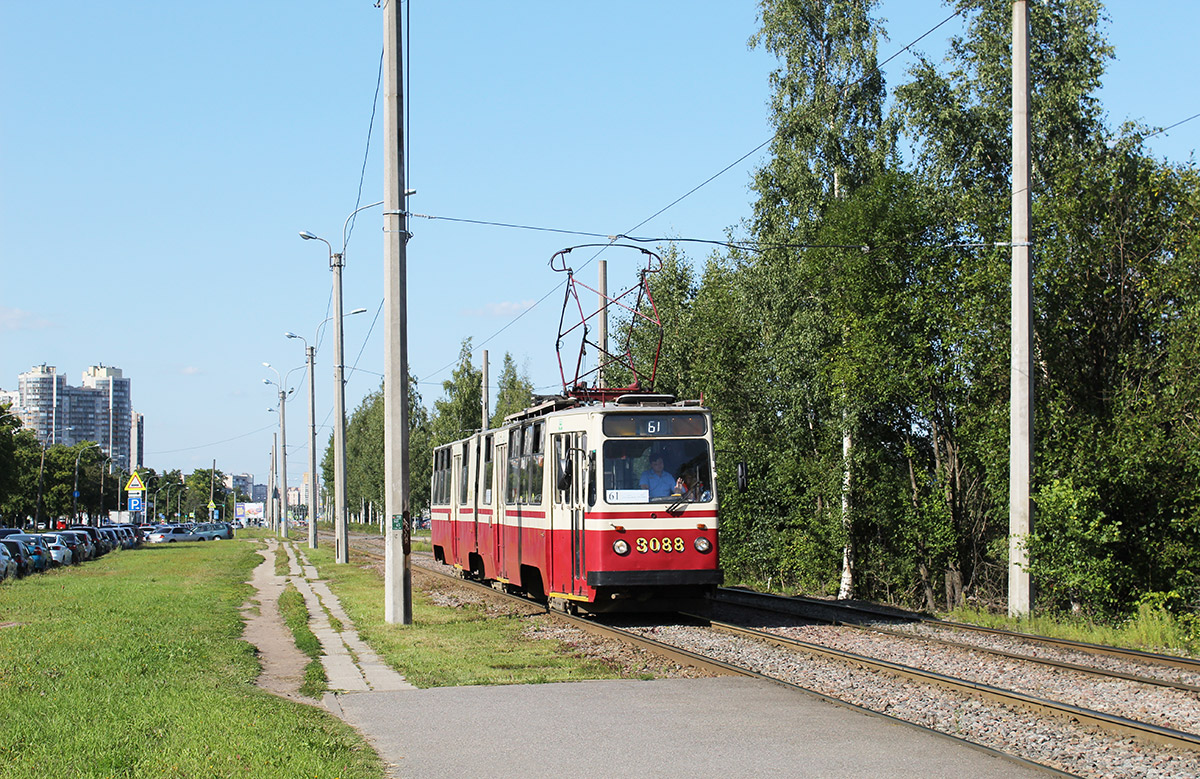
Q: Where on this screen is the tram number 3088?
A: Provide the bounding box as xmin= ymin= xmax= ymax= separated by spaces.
xmin=636 ymin=536 xmax=686 ymax=554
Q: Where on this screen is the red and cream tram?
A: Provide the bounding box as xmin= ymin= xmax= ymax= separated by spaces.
xmin=430 ymin=393 xmax=722 ymax=613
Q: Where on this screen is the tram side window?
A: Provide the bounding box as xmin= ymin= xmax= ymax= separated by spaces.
xmin=481 ymin=435 xmax=493 ymax=504
xmin=582 ymin=433 xmax=597 ymax=507
xmin=506 ymin=427 xmax=521 ymax=504
xmin=459 ymin=441 xmax=470 ymax=505
xmin=439 ymin=448 xmax=450 ymax=505
xmin=431 ymin=448 xmax=448 ymax=506
xmin=525 ymin=421 xmax=544 ymax=505
xmin=554 ymin=435 xmax=568 ymax=504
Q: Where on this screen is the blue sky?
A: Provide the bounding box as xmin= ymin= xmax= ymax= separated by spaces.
xmin=2 ymin=1 xmax=1196 ymax=485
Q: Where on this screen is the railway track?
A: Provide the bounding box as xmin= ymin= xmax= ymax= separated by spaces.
xmin=337 ymin=531 xmax=1200 ymax=776
xmin=715 ymin=586 xmax=1200 ymax=690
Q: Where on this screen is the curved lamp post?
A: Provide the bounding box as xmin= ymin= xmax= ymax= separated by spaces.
xmin=100 ymin=456 xmax=113 ymax=522
xmin=286 ymin=308 xmax=367 ymax=551
xmin=300 ymin=200 xmax=383 ymax=563
xmin=72 ymin=443 xmax=100 ymax=524
xmin=263 ymin=363 xmax=290 ymax=540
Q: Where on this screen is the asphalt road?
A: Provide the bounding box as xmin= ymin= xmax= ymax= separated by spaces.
xmin=328 ymin=677 xmax=1057 ymax=778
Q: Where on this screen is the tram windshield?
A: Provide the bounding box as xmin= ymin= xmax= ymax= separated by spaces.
xmin=602 ymin=438 xmax=713 ymax=504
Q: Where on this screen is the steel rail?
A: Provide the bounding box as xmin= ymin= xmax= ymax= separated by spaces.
xmin=703 ymin=617 xmax=1200 ymax=752
xmin=350 ymin=540 xmax=755 ymax=678
xmin=860 ymin=623 xmax=1200 ymax=694
xmin=714 ymin=587 xmax=1200 ymax=677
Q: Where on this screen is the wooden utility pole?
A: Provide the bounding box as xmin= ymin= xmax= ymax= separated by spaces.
xmin=1009 ymin=0 xmax=1033 ymax=617
xmin=384 ymin=0 xmax=413 ymax=624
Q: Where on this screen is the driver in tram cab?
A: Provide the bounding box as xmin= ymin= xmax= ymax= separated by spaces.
xmin=639 ymin=451 xmax=675 ymax=498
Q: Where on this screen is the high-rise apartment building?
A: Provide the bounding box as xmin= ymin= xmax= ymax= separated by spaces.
xmin=224 ymin=473 xmax=255 ymax=498
xmin=15 ymin=363 xmax=136 ymax=471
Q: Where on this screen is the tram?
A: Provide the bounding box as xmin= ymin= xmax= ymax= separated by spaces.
xmin=430 ymin=393 xmax=722 ymax=612
xmin=432 ymin=244 xmax=723 ymax=612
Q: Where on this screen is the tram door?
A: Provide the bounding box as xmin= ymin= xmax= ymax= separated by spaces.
xmin=477 ymin=434 xmax=493 ymax=571
xmin=553 ymin=432 xmax=586 ymax=595
xmin=469 ymin=438 xmax=479 ymax=553
xmin=494 ymin=441 xmax=507 ymax=580
xmin=451 ymin=450 xmax=462 ymax=565
xmin=571 ymin=433 xmax=587 ymax=592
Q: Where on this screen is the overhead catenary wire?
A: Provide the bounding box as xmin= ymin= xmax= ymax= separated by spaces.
xmin=413 ymin=9 xmax=969 ymax=383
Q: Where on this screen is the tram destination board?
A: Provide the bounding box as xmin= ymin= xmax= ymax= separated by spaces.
xmin=602 ymin=414 xmax=706 ymax=437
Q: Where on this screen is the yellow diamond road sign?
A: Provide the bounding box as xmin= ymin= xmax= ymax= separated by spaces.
xmin=125 ymin=472 xmax=146 ymax=492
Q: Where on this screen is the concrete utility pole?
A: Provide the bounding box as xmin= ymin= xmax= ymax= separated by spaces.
xmin=481 ymin=350 xmax=489 ymax=430
xmin=331 ymin=249 xmax=349 ymax=562
xmin=269 ymin=436 xmax=277 ymax=531
xmin=1009 ymin=0 xmax=1033 ymax=617
xmin=306 ymin=344 xmax=317 ymax=549
xmin=279 ymin=388 xmax=290 ymax=540
xmin=383 ymin=0 xmax=413 ymax=624
xmin=598 ymin=260 xmax=608 ymax=388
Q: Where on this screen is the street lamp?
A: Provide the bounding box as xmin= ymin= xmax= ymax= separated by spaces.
xmin=301 ymin=200 xmax=383 ymax=564
xmin=264 ymin=362 xmax=299 ymax=540
xmin=72 ymin=443 xmax=100 ymax=524
xmin=152 ymin=484 xmax=167 ymax=523
xmin=100 ymin=456 xmax=113 ymax=523
xmin=286 ymin=307 xmax=367 ymax=551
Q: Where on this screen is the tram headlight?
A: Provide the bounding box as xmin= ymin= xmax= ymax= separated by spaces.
xmin=694 ymin=537 xmax=712 ymax=553
xmin=612 ymin=539 xmax=631 ymax=556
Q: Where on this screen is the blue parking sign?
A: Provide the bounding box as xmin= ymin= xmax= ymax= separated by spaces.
xmin=128 ymin=495 xmax=143 ymax=511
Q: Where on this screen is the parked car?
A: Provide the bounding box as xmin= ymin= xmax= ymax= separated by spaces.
xmin=102 ymin=526 xmax=132 ymax=549
xmin=0 ymin=544 xmax=16 ymax=581
xmin=147 ymin=526 xmax=201 ymax=543
xmin=9 ymin=534 xmax=52 ymax=572
xmin=50 ymin=532 xmax=85 ymax=564
xmin=96 ymin=527 xmax=121 ymax=551
xmin=39 ymin=534 xmax=73 ymax=566
xmin=194 ymin=522 xmax=233 ymax=541
xmin=1 ymin=539 xmax=31 ymax=577
xmin=69 ymin=526 xmax=110 ymax=556
xmin=58 ymin=530 xmax=94 ymax=561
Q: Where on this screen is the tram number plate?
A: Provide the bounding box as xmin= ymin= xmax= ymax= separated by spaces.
xmin=635 ymin=536 xmax=686 ymax=554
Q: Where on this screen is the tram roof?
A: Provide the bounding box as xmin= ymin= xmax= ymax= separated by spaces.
xmin=499 ymin=393 xmax=705 ymax=426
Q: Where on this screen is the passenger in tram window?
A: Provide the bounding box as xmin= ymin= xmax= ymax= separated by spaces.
xmin=674 ymin=468 xmax=705 ymax=501
xmin=639 ymin=451 xmax=675 ymax=498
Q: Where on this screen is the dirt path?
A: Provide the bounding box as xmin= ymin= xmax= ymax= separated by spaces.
xmin=240 ymin=538 xmax=312 ymax=702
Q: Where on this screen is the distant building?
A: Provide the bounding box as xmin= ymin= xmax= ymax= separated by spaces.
xmin=252 ymin=483 xmax=267 ymax=502
xmin=14 ymin=363 xmax=135 ymax=470
xmin=130 ymin=412 xmax=144 ymax=470
xmin=224 ymin=473 xmax=254 ymax=498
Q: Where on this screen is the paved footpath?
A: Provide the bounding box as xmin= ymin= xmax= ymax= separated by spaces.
xmin=268 ymin=540 xmax=1054 ymax=779
xmin=278 ymin=540 xmax=414 ymax=696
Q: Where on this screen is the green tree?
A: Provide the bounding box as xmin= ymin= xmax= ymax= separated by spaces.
xmin=431 ymin=339 xmax=483 ymax=446
xmin=744 ymin=0 xmax=895 ymax=598
xmin=326 ymin=374 xmax=434 ymax=521
xmin=893 ymin=0 xmax=1200 ymax=613
xmin=490 ymin=352 xmax=535 ymax=427
xmin=182 ymin=468 xmax=227 ymax=521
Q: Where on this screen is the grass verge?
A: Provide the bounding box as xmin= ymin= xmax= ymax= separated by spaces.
xmin=277 ymin=583 xmax=327 ymax=699
xmin=298 ymin=543 xmax=624 ymax=687
xmin=947 ymin=603 xmax=1198 ymax=656
xmin=0 ymin=540 xmax=384 ymax=779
